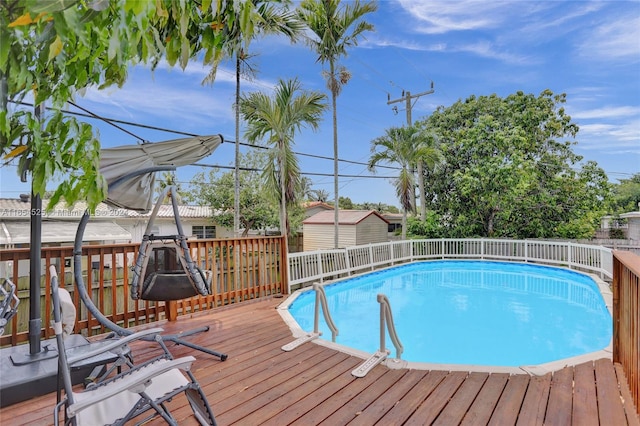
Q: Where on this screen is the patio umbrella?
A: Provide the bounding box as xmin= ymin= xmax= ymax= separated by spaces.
xmin=100 ymin=135 xmax=223 ymax=212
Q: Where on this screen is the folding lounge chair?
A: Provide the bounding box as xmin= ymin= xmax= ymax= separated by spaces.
xmin=0 ymin=277 xmax=19 ymax=336
xmin=51 ymin=267 xmax=217 ymax=425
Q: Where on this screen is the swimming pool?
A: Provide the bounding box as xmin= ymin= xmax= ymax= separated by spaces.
xmin=284 ymin=261 xmax=612 ymax=368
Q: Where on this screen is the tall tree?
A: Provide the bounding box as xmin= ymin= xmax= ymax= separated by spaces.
xmin=202 ymin=1 xmax=302 ymax=237
xmin=413 ymin=126 xmax=441 ymax=220
xmin=610 ymin=173 xmax=640 ymax=213
xmin=1 ymin=0 xmax=255 ymax=209
xmin=422 ymin=90 xmax=611 ymax=238
xmin=313 ymin=189 xmax=331 ymax=202
xmin=186 ymin=151 xmax=279 ymax=236
xmin=239 ymin=78 xmax=327 ymax=236
xmin=297 ymin=0 xmax=377 ymax=248
xmin=369 ymin=125 xmax=427 ymax=239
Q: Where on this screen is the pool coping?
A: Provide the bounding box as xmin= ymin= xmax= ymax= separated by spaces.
xmin=276 ymin=262 xmax=614 ymax=376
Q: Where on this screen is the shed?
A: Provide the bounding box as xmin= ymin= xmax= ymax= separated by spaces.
xmin=619 ymin=210 xmax=640 ymax=240
xmin=302 ymin=210 xmax=389 ymax=251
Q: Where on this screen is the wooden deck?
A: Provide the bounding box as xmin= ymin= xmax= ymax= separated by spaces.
xmin=1 ymin=297 xmax=638 ymax=426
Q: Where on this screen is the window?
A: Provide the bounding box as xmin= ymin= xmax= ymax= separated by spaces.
xmin=192 ymin=225 xmax=216 ymax=239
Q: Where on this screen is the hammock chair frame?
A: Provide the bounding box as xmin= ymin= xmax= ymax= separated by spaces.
xmin=130 ymin=185 xmax=212 ymax=302
xmin=73 ymin=166 xmax=227 ymax=361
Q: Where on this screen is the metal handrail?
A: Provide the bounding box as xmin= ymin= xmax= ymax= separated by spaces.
xmin=281 ymin=283 xmax=339 ymax=351
xmin=352 ymin=292 xmax=404 ymax=377
xmin=377 ymin=293 xmax=403 ymax=359
xmin=313 ymin=284 xmax=339 ymax=342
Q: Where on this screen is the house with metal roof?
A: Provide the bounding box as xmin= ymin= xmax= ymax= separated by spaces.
xmin=0 ymin=197 xmax=232 ymax=249
xmin=302 ymin=209 xmax=389 ymax=251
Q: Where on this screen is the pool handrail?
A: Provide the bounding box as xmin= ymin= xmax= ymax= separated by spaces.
xmin=378 ymin=293 xmax=403 ymax=360
xmin=313 ymin=284 xmax=339 ymax=342
xmin=281 ymin=282 xmax=339 ymax=352
xmin=352 ymin=293 xmax=405 ymax=378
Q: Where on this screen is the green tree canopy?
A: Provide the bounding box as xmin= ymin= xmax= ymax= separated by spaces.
xmin=186 ymin=151 xmax=279 ymax=237
xmin=419 ymin=90 xmax=611 ymax=239
xmin=610 ymin=173 xmax=640 ymax=213
xmin=1 ymin=0 xmax=258 ymax=210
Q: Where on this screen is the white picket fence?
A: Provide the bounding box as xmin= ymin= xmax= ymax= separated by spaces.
xmin=287 ymin=239 xmax=613 ymax=292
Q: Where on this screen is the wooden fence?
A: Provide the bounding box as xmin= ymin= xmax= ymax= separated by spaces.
xmin=613 ymin=250 xmax=640 ymax=416
xmin=0 ymin=235 xmax=287 ymax=347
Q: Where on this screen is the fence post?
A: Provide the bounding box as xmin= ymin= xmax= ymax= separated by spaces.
xmin=344 ymin=248 xmax=351 ymax=276
xmin=317 ymin=252 xmax=323 ymax=283
xmin=369 ymin=244 xmax=374 ymax=271
xmin=568 ymin=242 xmax=573 ymax=270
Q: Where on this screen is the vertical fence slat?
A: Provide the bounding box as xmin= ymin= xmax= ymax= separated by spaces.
xmin=612 ymin=250 xmax=639 ymax=416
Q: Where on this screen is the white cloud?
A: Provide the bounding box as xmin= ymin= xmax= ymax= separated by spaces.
xmin=79 ymin=75 xmax=234 ymax=127
xmin=368 ymin=36 xmax=447 ymax=52
xmin=572 ymin=106 xmax=640 ymax=120
xmin=578 ymin=120 xmax=640 ymax=153
xmin=396 ymin=0 xmax=511 ymax=34
xmin=578 ymin=14 xmax=640 ymax=61
xmin=454 ymin=41 xmax=533 ymax=65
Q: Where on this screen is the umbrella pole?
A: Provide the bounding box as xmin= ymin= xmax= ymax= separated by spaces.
xmin=28 ymin=190 xmax=42 ymax=355
xmin=9 ymin=104 xmax=57 ymax=365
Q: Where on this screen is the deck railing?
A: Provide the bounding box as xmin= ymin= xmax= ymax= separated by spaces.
xmin=288 ymin=238 xmax=613 ymax=292
xmin=0 ymin=235 xmax=287 ymax=347
xmin=612 ymin=250 xmax=640 ymax=416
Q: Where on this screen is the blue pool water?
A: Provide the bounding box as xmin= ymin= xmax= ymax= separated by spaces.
xmin=287 ymin=261 xmax=612 ymax=366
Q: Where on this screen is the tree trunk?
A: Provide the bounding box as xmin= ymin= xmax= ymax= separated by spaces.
xmin=331 ymin=59 xmax=340 ymax=249
xmin=401 ymin=208 xmax=407 ymax=240
xmin=418 ymin=161 xmax=426 ymax=220
xmin=278 ymin=141 xmax=288 ymax=237
xmin=234 ymin=55 xmax=241 ymax=237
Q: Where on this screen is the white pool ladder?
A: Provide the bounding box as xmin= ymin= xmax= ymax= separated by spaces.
xmin=352 ymin=293 xmax=405 ymax=377
xmin=282 ymin=283 xmax=339 ymax=351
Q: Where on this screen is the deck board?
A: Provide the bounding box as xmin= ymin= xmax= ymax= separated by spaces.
xmin=0 ymin=297 xmax=636 ymax=426
xmin=516 ymin=373 xmax=551 ymax=425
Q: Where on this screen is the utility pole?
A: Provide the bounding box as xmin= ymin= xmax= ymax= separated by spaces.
xmin=387 ymin=82 xmax=435 ymax=221
xmin=387 ymin=81 xmax=434 ymax=127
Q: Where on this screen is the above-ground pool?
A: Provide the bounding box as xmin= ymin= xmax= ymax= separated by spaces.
xmin=284 ymin=261 xmax=612 ymax=367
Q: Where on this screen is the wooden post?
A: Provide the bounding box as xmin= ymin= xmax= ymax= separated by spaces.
xmin=167 ymin=300 xmax=178 ymax=321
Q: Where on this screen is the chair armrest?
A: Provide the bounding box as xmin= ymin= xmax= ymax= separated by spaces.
xmin=67 ymin=327 xmax=164 ymax=366
xmin=67 ymin=356 xmax=196 ymax=416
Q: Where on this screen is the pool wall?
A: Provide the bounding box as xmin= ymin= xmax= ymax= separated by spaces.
xmin=278 ymin=261 xmax=613 ymax=376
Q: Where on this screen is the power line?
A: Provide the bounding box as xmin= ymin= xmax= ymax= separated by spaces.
xmin=8 ymin=100 xmax=401 ymax=172
xmin=193 ymin=162 xmax=397 ymax=179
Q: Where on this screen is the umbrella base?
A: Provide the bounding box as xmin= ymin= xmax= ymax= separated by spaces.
xmin=0 ymin=335 xmax=99 ymax=407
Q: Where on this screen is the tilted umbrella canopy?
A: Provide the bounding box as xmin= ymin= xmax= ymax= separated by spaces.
xmin=100 ymin=135 xmax=223 ymax=212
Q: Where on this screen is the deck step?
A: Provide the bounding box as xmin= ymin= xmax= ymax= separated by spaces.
xmin=281 ymin=333 xmax=320 ymax=352
xmin=352 ymin=350 xmax=389 ymax=377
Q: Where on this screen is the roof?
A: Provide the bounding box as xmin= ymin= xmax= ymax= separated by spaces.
xmin=0 ymin=198 xmax=213 ymax=219
xmin=0 ymin=220 xmax=131 ymax=244
xmin=619 ymin=211 xmax=640 ymax=219
xmin=302 ymin=201 xmax=334 ymax=210
xmin=302 ymin=210 xmax=389 ymax=225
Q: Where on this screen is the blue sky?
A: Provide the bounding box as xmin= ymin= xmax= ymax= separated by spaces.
xmin=2 ymin=0 xmax=639 ymax=208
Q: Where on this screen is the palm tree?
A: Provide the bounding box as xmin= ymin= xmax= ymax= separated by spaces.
xmin=297 ymin=0 xmax=377 ymax=248
xmin=313 ymin=189 xmax=330 ymax=202
xmin=415 ymin=127 xmax=441 ymax=221
xmin=369 ymin=125 xmax=435 ymax=239
xmin=203 ymin=1 xmax=303 ymax=237
xmin=239 ymin=78 xmax=327 ymax=236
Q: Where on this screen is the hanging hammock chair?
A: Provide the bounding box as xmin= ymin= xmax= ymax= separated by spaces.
xmin=130 ymin=185 xmax=212 ymax=301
